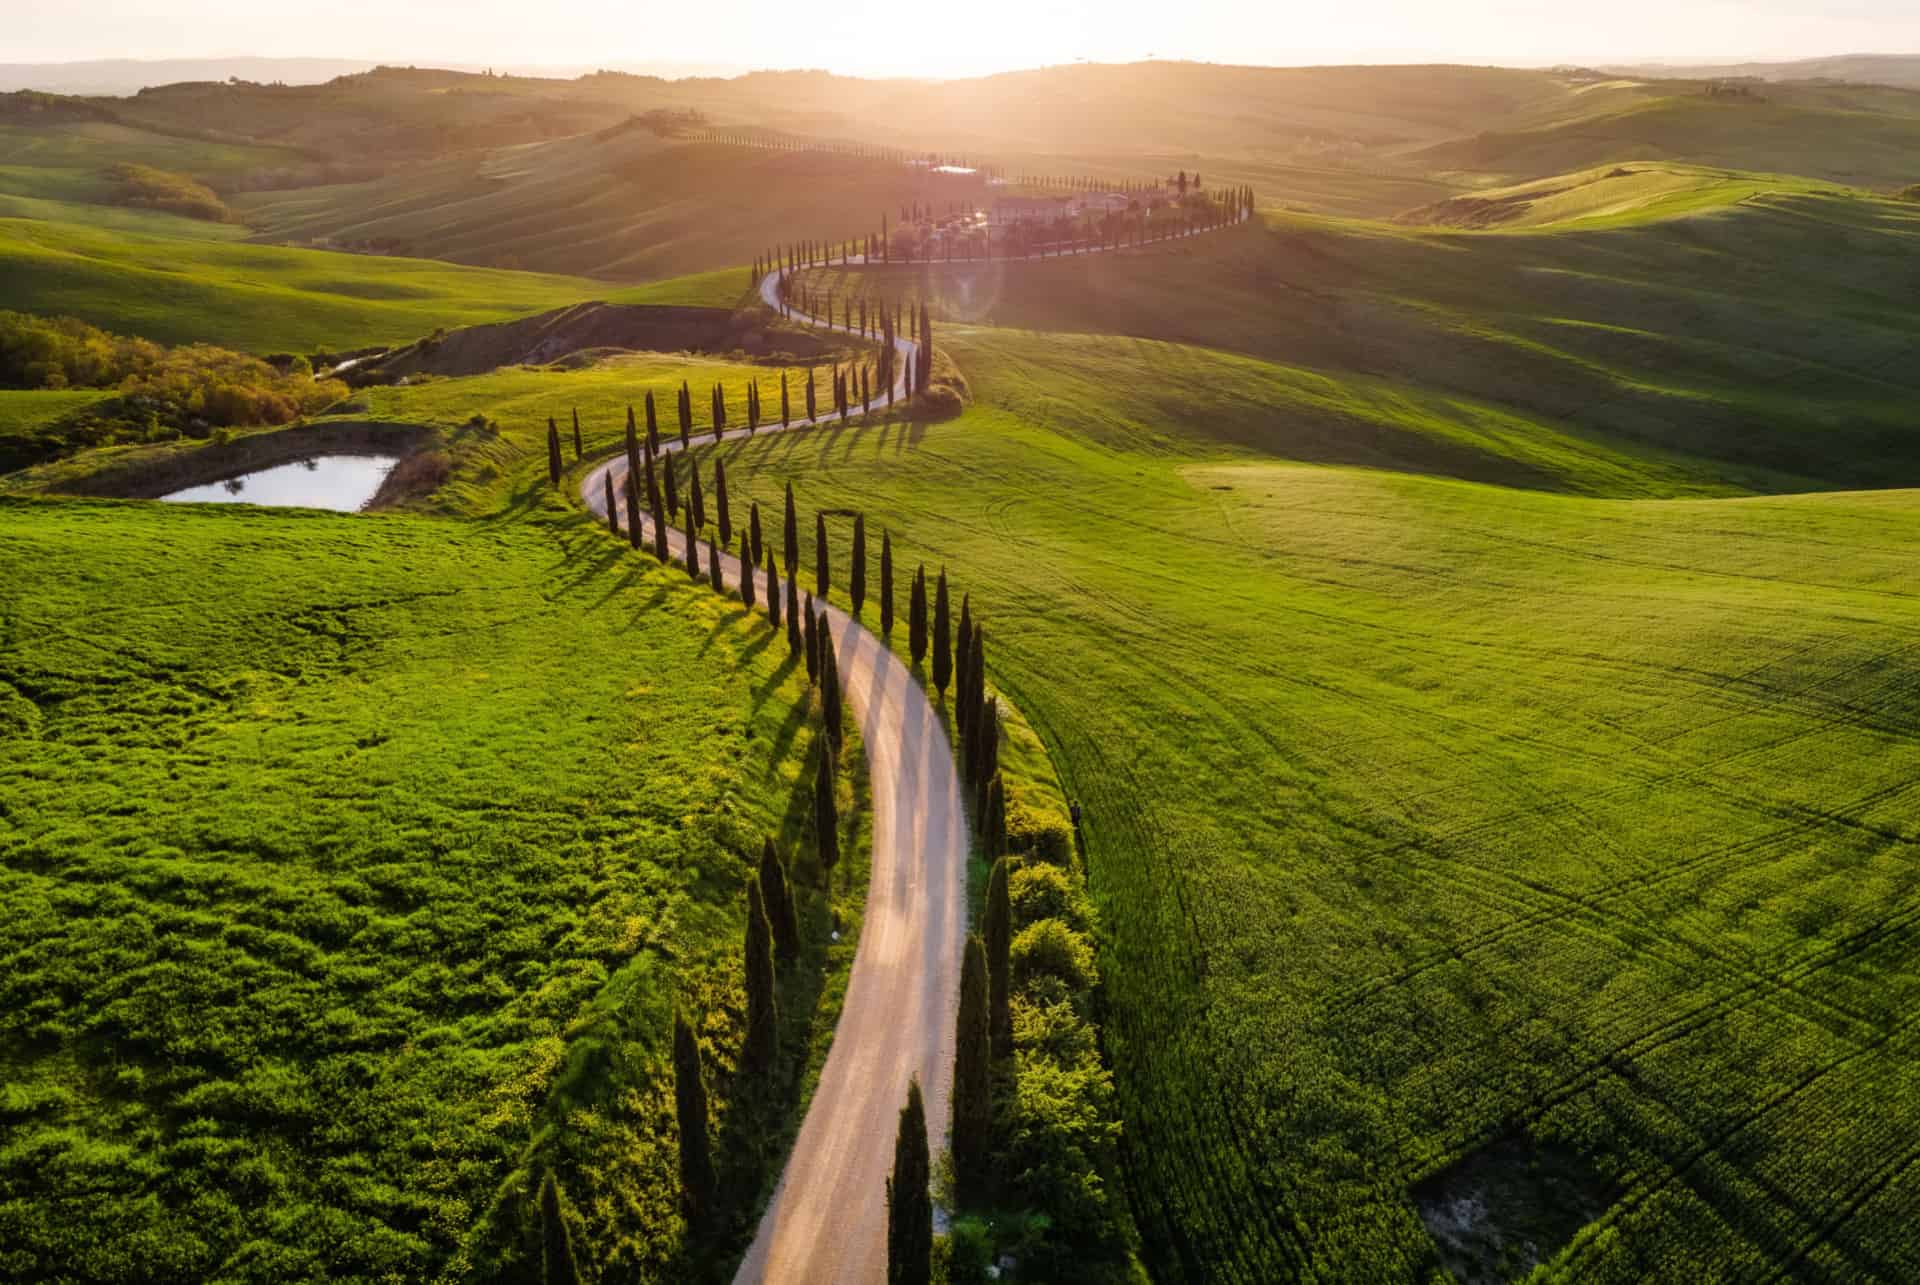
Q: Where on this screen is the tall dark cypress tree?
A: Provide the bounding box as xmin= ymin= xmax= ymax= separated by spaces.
xmin=664 ymin=451 xmax=680 ymax=517
xmin=805 ymin=367 xmax=817 ymax=420
xmin=760 ymin=838 xmax=799 ymax=963
xmin=955 ymin=594 xmax=974 ymax=744
xmin=712 ymin=383 xmax=725 ymax=442
xmin=685 ymin=509 xmax=701 ymax=581
xmin=673 ymin=1013 xmax=716 ymax=1229
xmin=783 ymin=483 xmax=799 ymax=574
xmin=952 ymin=935 xmax=993 ymax=1205
xmin=603 ymin=471 xmax=618 ymax=536
xmin=981 ymin=772 xmax=1006 ymax=864
xmin=625 ymin=473 xmax=643 ymax=550
xmin=985 ymin=857 xmax=1012 ymax=1059
xmin=767 ymin=551 xmax=782 ymax=632
xmin=715 ymin=458 xmax=732 ymax=545
xmin=645 ymin=390 xmax=660 ymax=454
xmin=819 ymin=611 xmax=842 ymax=751
xmin=909 ymin=564 xmax=928 ymax=665
xmin=785 ymin=572 xmax=801 ymax=656
xmin=932 ymin=569 xmax=952 ymax=695
xmin=570 ymin=407 xmax=582 ymax=460
xmin=740 ymin=532 xmax=756 ymax=609
xmin=540 ymin=1171 xmax=583 ymax=1285
xmin=849 ymin=514 xmax=867 ymax=618
xmin=679 ymin=381 xmax=692 ymax=449
xmin=545 ymin=417 xmax=563 ymax=485
xmin=744 ymin=876 xmax=777 ymax=1074
xmin=626 ymin=402 xmax=639 ymax=464
xmin=708 ymin=536 xmax=723 ymax=592
xmin=803 ymin=594 xmax=820 ymax=684
xmin=749 ymin=501 xmax=764 ymax=568
xmin=814 ymin=745 xmax=839 ymax=880
xmin=690 ymin=458 xmax=705 ymax=531
xmin=815 ymin=512 xmax=830 ymax=598
xmin=879 ymin=532 xmax=895 ymax=637
xmin=975 ymin=699 xmax=1001 ymax=822
xmin=887 ymin=1079 xmax=932 ymax=1285
xmin=780 ymin=371 xmax=791 ymax=426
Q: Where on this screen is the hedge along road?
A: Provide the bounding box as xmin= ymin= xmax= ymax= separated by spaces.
xmin=581 ymin=272 xmax=969 ymax=1285
xmin=583 ymin=210 xmax=1246 ymax=1278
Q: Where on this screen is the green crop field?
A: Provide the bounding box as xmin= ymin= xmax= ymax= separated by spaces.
xmin=678 ymin=319 xmax=1920 ymax=1281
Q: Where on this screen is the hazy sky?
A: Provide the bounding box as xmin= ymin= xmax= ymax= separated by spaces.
xmin=12 ymin=0 xmax=1920 ymax=77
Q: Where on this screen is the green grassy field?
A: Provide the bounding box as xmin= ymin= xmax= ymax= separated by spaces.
xmin=676 ymin=323 xmax=1920 ymax=1281
xmin=792 ymin=179 xmax=1920 ymax=493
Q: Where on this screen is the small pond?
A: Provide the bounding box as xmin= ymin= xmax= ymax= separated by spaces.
xmin=161 ymin=453 xmax=402 ymax=512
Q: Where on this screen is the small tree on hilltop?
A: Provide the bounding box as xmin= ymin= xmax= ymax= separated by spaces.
xmin=673 ymin=1013 xmax=716 ymax=1229
xmin=744 ymin=875 xmax=778 ymax=1074
xmin=540 ymin=1171 xmax=583 ymax=1285
xmin=932 ymin=569 xmax=952 ymax=696
xmin=887 ymin=1079 xmax=932 ymax=1285
xmin=760 ymin=838 xmax=799 ymax=963
xmin=952 ymin=935 xmax=993 ymax=1205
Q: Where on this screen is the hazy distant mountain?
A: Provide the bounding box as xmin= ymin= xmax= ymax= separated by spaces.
xmin=0 ymin=57 xmax=749 ymax=97
xmin=1606 ymin=53 xmax=1920 ymax=89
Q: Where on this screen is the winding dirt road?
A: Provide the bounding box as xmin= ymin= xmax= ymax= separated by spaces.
xmin=582 ymin=213 xmax=1246 ymax=1280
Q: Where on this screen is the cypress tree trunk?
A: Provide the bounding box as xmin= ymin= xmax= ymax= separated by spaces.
xmin=767 ymin=552 xmax=782 ymax=632
xmin=932 ymin=570 xmax=952 ymax=695
xmin=887 ymin=1080 xmax=932 ymax=1285
xmin=760 ymin=838 xmax=799 ymax=963
xmin=785 ymin=573 xmax=801 ymax=656
xmin=546 ymin=417 xmax=563 ymax=485
xmin=849 ymin=514 xmax=866 ymax=618
xmin=540 ymin=1171 xmax=584 ymax=1285
xmin=673 ymin=1013 xmax=717 ymax=1229
xmin=820 ymin=612 xmax=842 ymax=751
xmin=783 ymin=483 xmax=799 ymax=574
xmin=744 ymin=877 xmax=778 ymax=1074
xmin=815 ymin=512 xmax=830 ymax=598
xmin=625 ymin=474 xmax=643 ymax=550
xmin=803 ymin=595 xmax=820 ymax=684
xmin=985 ymin=857 xmax=1012 ymax=1059
xmin=952 ymin=936 xmax=993 ymax=1205
xmin=571 ymin=408 xmax=583 ymax=460
xmin=879 ymin=531 xmax=895 ymax=637
xmin=909 ymin=565 xmax=928 ymax=665
xmin=740 ymin=532 xmax=756 ymax=609
xmin=603 ymin=472 xmax=618 ymax=536
xmin=814 ymin=746 xmax=839 ymax=879
xmin=715 ymin=459 xmax=732 ymax=545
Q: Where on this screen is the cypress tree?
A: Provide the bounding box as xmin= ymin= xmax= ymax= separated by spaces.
xmin=952 ymin=935 xmax=993 ymax=1205
xmin=712 ymin=383 xmax=725 ymax=442
xmin=690 ymin=458 xmax=705 ymax=531
xmin=625 ymin=473 xmax=643 ymax=550
xmin=744 ymin=876 xmax=777 ymax=1074
xmin=603 ymin=471 xmax=618 ymax=536
xmin=814 ymin=745 xmax=839 ymax=879
xmin=760 ymin=838 xmax=799 ymax=963
xmin=820 ymin=611 xmax=842 ymax=751
xmin=975 ymin=698 xmax=1001 ymax=818
xmin=740 ymin=532 xmax=756 ymax=609
xmin=849 ymin=513 xmax=866 ymax=618
xmin=715 ymin=458 xmax=732 ymax=545
xmin=887 ymin=1079 xmax=932 ymax=1285
xmin=647 ymin=454 xmax=668 ymax=563
xmin=646 ymin=390 xmax=660 ymax=455
xmin=861 ymin=365 xmax=870 ymax=412
xmin=909 ymin=564 xmax=928 ymax=665
xmin=981 ymin=771 xmax=1006 ymax=863
xmin=685 ymin=509 xmax=701 ymax=581
xmin=626 ymin=402 xmax=639 ymax=462
xmin=805 ymin=367 xmax=817 ymax=420
xmin=815 ymin=511 xmax=830 ymax=597
xmin=780 ymin=371 xmax=791 ymax=426
xmin=545 ymin=417 xmax=563 ymax=485
xmin=955 ymin=594 xmax=974 ymax=744
xmin=679 ymin=381 xmax=692 ymax=448
xmin=783 ymin=482 xmax=799 ymax=574
xmin=673 ymin=1013 xmax=716 ymax=1228
xmin=571 ymin=407 xmax=582 ymax=460
xmin=785 ymin=572 xmax=801 ymax=656
xmin=747 ymin=380 xmax=759 ymax=432
xmin=803 ymin=594 xmax=820 ymax=684
xmin=708 ymin=536 xmax=723 ymax=592
xmin=664 ymin=451 xmax=680 ymax=517
xmin=985 ymin=856 xmax=1012 ymax=1059
xmin=879 ymin=531 xmax=895 ymax=636
xmin=767 ymin=551 xmax=782 ymax=632
xmin=749 ymin=501 xmax=764 ymax=568
xmin=540 ymin=1170 xmax=583 ymax=1285
xmin=932 ymin=569 xmax=952 ymax=695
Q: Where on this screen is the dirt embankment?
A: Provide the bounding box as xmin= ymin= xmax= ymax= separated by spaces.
xmin=53 ymin=421 xmax=435 ymax=501
xmin=344 ymin=302 xmax=847 ymax=386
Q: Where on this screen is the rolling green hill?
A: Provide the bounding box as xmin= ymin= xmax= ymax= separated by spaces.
xmin=684 ymin=324 xmax=1920 ymax=1282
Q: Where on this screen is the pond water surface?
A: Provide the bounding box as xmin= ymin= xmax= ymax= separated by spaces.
xmin=161 ymin=454 xmax=402 ymax=512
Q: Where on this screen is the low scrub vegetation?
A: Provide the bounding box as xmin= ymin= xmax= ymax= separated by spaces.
xmin=106 ymin=161 xmax=234 ymax=223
